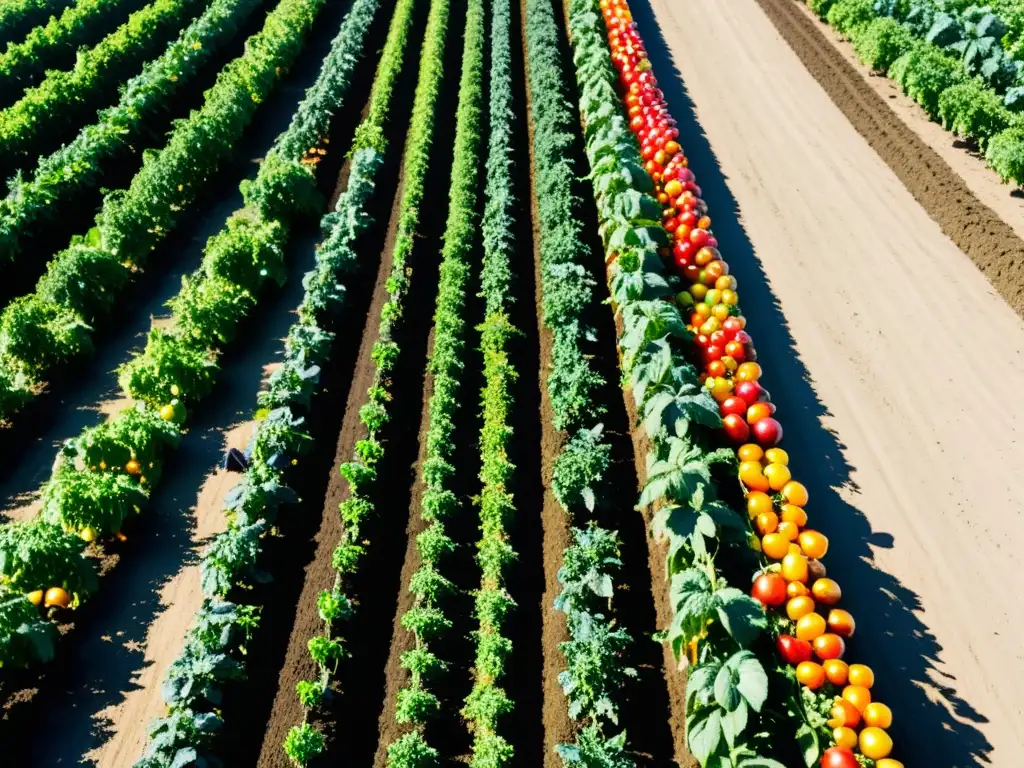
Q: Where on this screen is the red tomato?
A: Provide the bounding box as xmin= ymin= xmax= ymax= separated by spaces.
xmin=820 ymin=748 xmax=858 ymax=768
xmin=776 ymin=634 xmax=813 ymax=665
xmin=723 ymin=413 xmax=750 ymax=442
xmin=690 ymin=228 xmax=710 ymax=248
xmin=752 ymin=417 xmax=783 ymax=446
xmin=751 ymin=573 xmax=786 ymax=607
xmin=734 ymin=380 xmax=763 ymax=405
xmin=721 ymin=397 xmax=747 ymax=417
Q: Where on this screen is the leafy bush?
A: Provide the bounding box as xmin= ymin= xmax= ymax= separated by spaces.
xmin=986 ymin=125 xmax=1024 ymax=184
xmin=851 ymin=16 xmax=916 ymax=71
xmin=807 ymin=0 xmax=834 ymax=19
xmin=825 ymin=0 xmax=875 ymax=35
xmin=0 ymin=520 xmax=98 ymax=601
xmin=890 ymin=40 xmax=965 ymax=117
xmin=938 ymin=78 xmax=1013 ymax=147
xmin=0 ymin=295 xmax=91 ymax=371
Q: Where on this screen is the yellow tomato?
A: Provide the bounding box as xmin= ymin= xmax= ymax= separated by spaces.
xmin=787 ymin=581 xmax=810 ymax=598
xmin=780 ymin=504 xmax=808 ymax=527
xmin=848 ymin=664 xmax=875 ymax=689
xmin=762 ymin=533 xmax=789 ymax=560
xmin=764 ymin=463 xmax=792 ymax=491
xmin=799 ymin=530 xmax=829 ymax=559
xmin=832 ymin=726 xmax=858 ymax=750
xmin=721 ymin=355 xmax=738 ymax=372
xmin=756 ymin=511 xmax=779 ymax=535
xmin=782 ymin=552 xmax=809 ymax=583
xmin=27 ymin=590 xmax=43 ymax=606
xmin=842 ymin=685 xmax=872 ymax=712
xmin=795 ymin=612 xmax=826 ymax=641
xmin=705 ymin=289 xmax=722 ymax=306
xmin=721 ymin=289 xmax=738 ymax=306
xmin=876 ymin=760 xmax=904 ymax=768
xmin=746 ymin=491 xmax=773 ymax=519
xmin=823 ymin=658 xmax=849 ymax=686
xmin=690 ymin=283 xmax=708 ymax=301
xmin=786 ymin=595 xmax=815 ymax=620
xmin=764 ymin=447 xmax=788 ymax=465
xmin=736 ymin=362 xmax=762 ymax=381
xmin=715 ymin=275 xmax=736 ymax=291
xmin=695 ymin=303 xmax=711 ymax=319
xmin=739 ymin=461 xmax=770 ymax=492
xmin=811 ymin=578 xmax=842 ymax=605
xmin=863 ymin=702 xmax=893 ymax=729
xmin=738 ymin=443 xmax=763 ymax=462
xmin=781 ymin=480 xmax=809 ymax=506
xmin=859 ymin=727 xmax=893 ymax=759
xmin=777 ymin=521 xmax=800 ymax=541
xmin=712 ymin=304 xmax=731 ymax=322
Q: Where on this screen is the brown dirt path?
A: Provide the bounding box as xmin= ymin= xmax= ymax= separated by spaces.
xmin=632 ymin=0 xmax=1024 ymax=763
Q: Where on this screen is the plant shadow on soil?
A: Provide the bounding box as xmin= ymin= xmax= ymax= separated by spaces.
xmin=628 ymin=0 xmax=993 ymax=764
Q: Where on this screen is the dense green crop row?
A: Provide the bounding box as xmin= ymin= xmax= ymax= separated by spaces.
xmin=0 ymin=0 xmax=147 ymax=101
xmin=0 ymin=0 xmax=261 ymax=276
xmin=132 ymin=6 xmax=383 ymax=763
xmin=0 ymin=0 xmax=314 ymax=424
xmin=0 ymin=0 xmax=324 ymax=671
xmin=0 ymin=0 xmax=71 ymax=44
xmin=810 ymin=0 xmax=1024 ymax=184
xmin=567 ymin=2 xmax=794 ymax=766
xmin=0 ymin=0 xmax=207 ymax=176
xmin=276 ymin=0 xmax=423 ymax=763
xmin=383 ymin=0 xmax=479 ymax=764
xmin=462 ymin=0 xmax=518 ymax=763
xmin=522 ymin=0 xmax=609 ymax=518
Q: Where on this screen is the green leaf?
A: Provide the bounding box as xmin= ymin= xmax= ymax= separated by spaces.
xmin=687 ymin=706 xmax=723 ymax=764
xmin=714 ymin=588 xmax=768 ymax=649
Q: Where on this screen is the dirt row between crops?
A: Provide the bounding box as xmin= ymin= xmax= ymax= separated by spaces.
xmin=754 ymin=0 xmax=1024 ymax=317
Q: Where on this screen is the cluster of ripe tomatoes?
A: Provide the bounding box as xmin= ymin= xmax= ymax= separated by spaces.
xmin=599 ymin=1 xmax=899 ymax=765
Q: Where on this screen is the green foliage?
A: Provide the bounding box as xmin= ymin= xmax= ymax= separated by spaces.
xmin=825 ymin=0 xmax=875 ymax=35
xmin=851 ymin=16 xmax=916 ymax=71
xmin=0 ymin=587 xmax=57 ymax=668
xmin=35 ymin=246 xmax=129 ymax=319
xmin=117 ymin=329 xmax=219 ymax=405
xmin=552 ymin=424 xmax=611 ymax=513
xmin=386 ymin=731 xmax=439 ymax=768
xmin=0 ymin=0 xmax=66 ymax=44
xmin=0 ymin=0 xmax=210 ymax=164
xmin=0 ymin=520 xmax=97 ymax=602
xmin=807 ymin=0 xmax=834 ymax=18
xmin=985 ymin=124 xmax=1024 ymax=183
xmin=41 ymin=465 xmax=147 ymax=537
xmin=556 ymin=724 xmax=633 ymax=768
xmin=283 ymin=722 xmax=325 ymax=766
xmin=938 ymin=78 xmax=1012 ymax=146
xmin=890 ymin=40 xmax=965 ymax=117
xmin=0 ymin=295 xmax=92 ymax=370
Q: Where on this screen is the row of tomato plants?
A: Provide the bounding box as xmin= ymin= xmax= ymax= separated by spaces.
xmin=573 ymin=1 xmax=904 ymax=766
xmin=522 ymin=0 xmax=643 ymax=763
xmin=0 ymin=0 xmax=207 ymax=179
xmin=381 ymin=0 xmax=477 ymax=760
xmin=463 ymin=0 xmax=518 ymax=761
xmin=0 ymin=0 xmax=70 ymax=44
xmin=131 ymin=4 xmax=384 ymax=763
xmin=0 ymin=0 xmax=324 ymax=670
xmin=0 ymin=0 xmax=263 ymax=275
xmin=812 ymin=0 xmax=1024 ymax=187
xmin=276 ymin=0 xmax=424 ymax=761
xmin=0 ymin=0 xmax=301 ymax=425
xmin=0 ymin=0 xmax=146 ymax=99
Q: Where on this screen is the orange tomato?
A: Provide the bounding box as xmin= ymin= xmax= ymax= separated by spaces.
xmin=764 ymin=463 xmax=792 ymax=490
xmin=762 ymin=533 xmax=790 ymax=560
xmin=782 ymin=552 xmax=809 ymax=583
xmin=698 ymin=215 xmax=711 ymax=230
xmin=694 ymin=246 xmax=717 ymax=266
xmin=813 ymin=633 xmax=846 ymax=660
xmin=787 ymin=581 xmax=810 ymax=598
xmin=827 ymin=609 xmax=856 ymax=638
xmin=736 ymin=362 xmax=762 ymax=381
xmin=830 ymin=699 xmax=861 ymax=728
xmin=780 ymin=504 xmax=808 ymax=527
xmin=799 ymin=530 xmax=829 ymax=559
xmin=746 ymin=402 xmax=774 ymax=425
xmin=739 ymin=461 xmax=770 ymax=492
xmin=756 ymin=511 xmax=779 ymax=535
xmin=848 ymin=664 xmax=874 ymax=689
xmin=707 ymin=360 xmax=726 ymax=378
xmin=842 ymin=685 xmax=872 ymax=712
xmin=738 ymin=443 xmax=763 ymax=462
xmin=876 ymin=760 xmax=904 ymax=768
xmin=832 ymin=727 xmax=858 ymax=750
xmin=44 ymin=587 xmax=71 ymax=609
xmin=781 ymin=480 xmax=809 ymax=506
xmin=823 ymin=659 xmax=849 ymax=685
xmin=863 ymin=702 xmax=893 ymax=729
xmin=859 ymin=727 xmax=893 ymax=759
xmin=786 ymin=596 xmax=815 ymax=621
xmin=715 ymin=275 xmax=736 ymax=291
xmin=764 ymin=447 xmax=788 ymax=465
xmin=777 ymin=521 xmax=800 ymax=541
xmin=796 ymin=612 xmax=826 ymax=641
xmin=795 ymin=661 xmax=826 ymax=690
xmin=746 ymin=491 xmax=773 ymax=519
xmin=811 ymin=578 xmax=842 ymax=605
